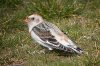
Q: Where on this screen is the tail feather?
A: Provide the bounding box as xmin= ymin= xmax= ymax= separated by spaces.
xmin=65 ymin=38 xmax=83 ymax=54
xmin=68 ymin=46 xmax=83 ymax=54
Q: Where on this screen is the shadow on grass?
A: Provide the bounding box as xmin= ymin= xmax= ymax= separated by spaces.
xmin=47 ymin=49 xmax=78 ymax=57
xmin=40 ymin=46 xmax=78 ymax=57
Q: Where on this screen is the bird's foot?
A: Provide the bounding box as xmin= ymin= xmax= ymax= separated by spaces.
xmin=48 ymin=48 xmax=53 ymax=51
xmin=38 ymin=48 xmax=53 ymax=54
xmin=38 ymin=49 xmax=46 ymax=54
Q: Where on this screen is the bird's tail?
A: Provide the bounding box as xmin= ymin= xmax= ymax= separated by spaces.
xmin=67 ymin=45 xmax=83 ymax=54
xmin=65 ymin=39 xmax=83 ymax=54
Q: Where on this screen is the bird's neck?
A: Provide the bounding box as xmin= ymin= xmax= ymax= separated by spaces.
xmin=28 ymin=23 xmax=34 ymax=33
xmin=27 ymin=21 xmax=43 ymax=33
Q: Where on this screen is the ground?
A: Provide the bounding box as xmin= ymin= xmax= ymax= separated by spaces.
xmin=0 ymin=0 xmax=100 ymax=66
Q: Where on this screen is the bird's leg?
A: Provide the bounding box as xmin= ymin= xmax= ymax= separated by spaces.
xmin=48 ymin=48 xmax=53 ymax=51
xmin=38 ymin=49 xmax=46 ymax=54
xmin=45 ymin=48 xmax=53 ymax=53
xmin=39 ymin=48 xmax=53 ymax=54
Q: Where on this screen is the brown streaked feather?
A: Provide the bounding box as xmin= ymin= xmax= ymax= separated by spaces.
xmin=45 ymin=22 xmax=69 ymax=41
xmin=32 ymin=26 xmax=67 ymax=50
xmin=32 ymin=26 xmax=56 ymax=42
xmin=32 ymin=22 xmax=69 ymax=51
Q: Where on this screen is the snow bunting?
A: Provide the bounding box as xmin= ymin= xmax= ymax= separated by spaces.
xmin=24 ymin=14 xmax=83 ymax=54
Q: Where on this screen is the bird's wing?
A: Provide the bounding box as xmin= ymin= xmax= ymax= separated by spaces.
xmin=45 ymin=22 xmax=83 ymax=54
xmin=44 ymin=22 xmax=64 ymax=35
xmin=32 ymin=23 xmax=67 ymax=50
xmin=32 ymin=22 xmax=83 ymax=54
xmin=44 ymin=22 xmax=70 ymax=44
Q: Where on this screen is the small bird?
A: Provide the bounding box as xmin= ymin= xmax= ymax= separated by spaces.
xmin=24 ymin=14 xmax=83 ymax=54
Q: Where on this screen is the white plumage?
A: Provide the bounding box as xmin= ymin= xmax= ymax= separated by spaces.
xmin=24 ymin=14 xmax=83 ymax=54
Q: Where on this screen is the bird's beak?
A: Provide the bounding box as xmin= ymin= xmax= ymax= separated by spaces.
xmin=24 ymin=16 xmax=29 ymax=23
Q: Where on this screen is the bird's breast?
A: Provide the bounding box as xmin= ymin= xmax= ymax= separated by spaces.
xmin=30 ymin=31 xmax=43 ymax=43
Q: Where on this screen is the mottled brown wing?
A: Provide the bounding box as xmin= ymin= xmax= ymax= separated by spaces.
xmin=32 ymin=26 xmax=58 ymax=45
xmin=32 ymin=22 xmax=69 ymax=51
xmin=32 ymin=26 xmax=68 ymax=50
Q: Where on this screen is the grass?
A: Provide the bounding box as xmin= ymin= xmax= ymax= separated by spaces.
xmin=0 ymin=0 xmax=100 ymax=66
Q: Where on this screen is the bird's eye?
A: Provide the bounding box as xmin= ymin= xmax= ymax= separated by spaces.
xmin=31 ymin=17 xmax=34 ymax=20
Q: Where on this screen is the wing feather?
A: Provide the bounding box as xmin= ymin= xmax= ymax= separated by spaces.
xmin=44 ymin=22 xmax=63 ymax=35
xmin=32 ymin=22 xmax=67 ymax=51
xmin=32 ymin=25 xmax=58 ymax=45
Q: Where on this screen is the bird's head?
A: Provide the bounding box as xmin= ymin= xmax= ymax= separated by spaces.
xmin=24 ymin=14 xmax=43 ymax=25
xmin=24 ymin=14 xmax=44 ymax=32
